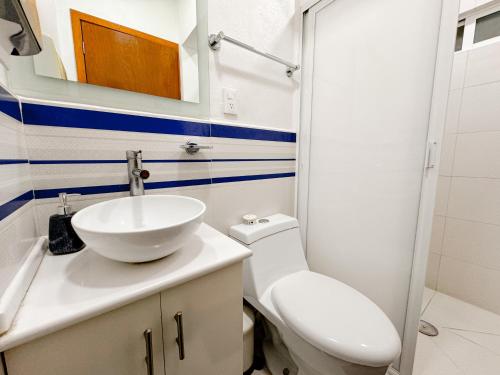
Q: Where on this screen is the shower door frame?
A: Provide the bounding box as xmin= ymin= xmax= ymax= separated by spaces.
xmin=296 ymin=0 xmax=459 ymax=374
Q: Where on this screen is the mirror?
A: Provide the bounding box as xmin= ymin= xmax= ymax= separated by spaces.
xmin=32 ymin=0 xmax=199 ymax=103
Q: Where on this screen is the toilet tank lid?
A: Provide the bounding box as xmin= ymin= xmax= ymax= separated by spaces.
xmin=230 ymin=214 xmax=299 ymax=244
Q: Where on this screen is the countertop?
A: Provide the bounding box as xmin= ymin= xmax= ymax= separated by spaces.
xmin=0 ymin=224 xmax=251 ymax=351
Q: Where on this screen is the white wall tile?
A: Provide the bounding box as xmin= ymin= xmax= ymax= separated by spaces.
xmin=475 ymin=0 xmax=498 ymax=7
xmin=459 ymin=81 xmax=500 ymax=133
xmin=439 ymin=135 xmax=457 ymax=176
xmin=453 ymin=131 xmax=500 ymax=178
xmin=429 ymin=44 xmax=500 ymax=306
xmin=448 ymin=177 xmax=500 ymax=225
xmin=430 ymin=215 xmax=446 ymax=254
xmin=434 ymin=176 xmax=451 ymax=216
xmin=459 ymin=0 xmax=476 ymax=14
xmin=426 ymin=252 xmax=441 ymax=290
xmin=0 ymin=203 xmax=37 ymax=293
xmin=465 ymin=42 xmax=500 ymax=87
xmin=30 ymin=162 xmax=212 ymax=191
xmin=444 ymin=90 xmax=462 ymax=134
xmin=450 ymin=52 xmax=468 ymax=90
xmin=438 ymin=255 xmax=500 ymax=315
xmin=25 ymin=125 xmax=212 ymax=161
xmin=0 ymin=91 xmax=38 ymax=298
xmin=207 ymin=177 xmax=295 ymax=235
xmin=211 ymin=160 xmax=295 ymax=179
xmin=443 ymin=218 xmax=500 ymax=271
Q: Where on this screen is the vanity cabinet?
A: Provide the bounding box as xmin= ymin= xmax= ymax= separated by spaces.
xmin=3 ymin=264 xmax=243 ymax=375
xmin=4 ymin=294 xmax=164 ymax=375
xmin=162 ymin=263 xmax=242 ymax=375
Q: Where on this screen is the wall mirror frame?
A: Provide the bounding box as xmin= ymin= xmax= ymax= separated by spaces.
xmin=7 ymin=0 xmax=209 ymax=118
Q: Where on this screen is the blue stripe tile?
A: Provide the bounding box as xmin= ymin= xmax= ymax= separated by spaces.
xmin=33 ymin=178 xmax=212 ymax=198
xmin=30 ymin=158 xmax=294 ymax=165
xmin=0 ymin=159 xmax=29 ymax=165
xmin=30 ymin=160 xmax=126 ymax=165
xmin=34 ymin=173 xmax=295 ymax=199
xmin=211 ymin=124 xmax=296 ymax=143
xmin=22 ymin=103 xmax=210 ymax=137
xmin=34 ymin=184 xmax=130 ymax=199
xmin=212 ymin=172 xmax=296 ymax=184
xmin=0 ymin=86 xmax=21 ymax=122
xmin=0 ymin=191 xmax=34 ymax=221
xmin=145 ymin=159 xmax=211 ymax=164
xmin=20 ymin=102 xmax=296 ymax=142
xmin=211 ymin=158 xmax=296 ymax=162
xmin=145 ymin=178 xmax=211 ymax=190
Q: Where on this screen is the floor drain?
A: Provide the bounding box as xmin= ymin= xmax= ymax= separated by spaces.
xmin=419 ymin=320 xmax=439 ymax=336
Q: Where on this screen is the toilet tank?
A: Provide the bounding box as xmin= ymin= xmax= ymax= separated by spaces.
xmin=230 ymin=214 xmax=309 ymax=301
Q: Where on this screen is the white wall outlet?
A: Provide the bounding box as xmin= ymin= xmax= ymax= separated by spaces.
xmin=223 ymin=88 xmax=238 ymax=115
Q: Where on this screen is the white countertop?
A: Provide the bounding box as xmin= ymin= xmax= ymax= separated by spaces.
xmin=0 ymin=224 xmax=251 ymax=351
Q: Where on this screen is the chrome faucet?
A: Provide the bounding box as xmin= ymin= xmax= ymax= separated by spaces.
xmin=126 ymin=150 xmax=150 ymax=196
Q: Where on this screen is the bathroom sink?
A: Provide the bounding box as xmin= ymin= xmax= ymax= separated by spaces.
xmin=72 ymin=195 xmax=206 ymax=263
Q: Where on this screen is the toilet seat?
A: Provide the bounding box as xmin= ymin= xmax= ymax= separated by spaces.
xmin=271 ymin=271 xmax=401 ymax=367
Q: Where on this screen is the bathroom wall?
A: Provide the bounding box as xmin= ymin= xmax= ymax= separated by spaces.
xmin=207 ymin=0 xmax=300 ymax=130
xmin=23 ymin=100 xmax=296 ymax=237
xmin=427 ymin=40 xmax=500 ymax=314
xmin=0 ymin=86 xmax=38 ymax=297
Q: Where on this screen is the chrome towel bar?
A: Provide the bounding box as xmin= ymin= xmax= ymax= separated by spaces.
xmin=208 ymin=31 xmax=300 ymax=77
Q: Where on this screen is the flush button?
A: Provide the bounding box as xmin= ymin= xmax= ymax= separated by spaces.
xmin=258 ymin=219 xmax=270 ymax=224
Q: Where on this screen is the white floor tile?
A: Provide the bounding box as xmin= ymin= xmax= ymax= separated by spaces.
xmin=422 ymin=289 xmax=500 ymax=335
xmin=432 ymin=329 xmax=500 ymax=375
xmin=413 ymin=333 xmax=464 ymax=375
xmin=450 ymin=330 xmax=500 ymax=356
xmin=414 ymin=290 xmax=500 ymax=375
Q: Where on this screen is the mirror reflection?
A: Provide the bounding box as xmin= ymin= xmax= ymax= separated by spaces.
xmin=33 ymin=0 xmax=199 ymax=102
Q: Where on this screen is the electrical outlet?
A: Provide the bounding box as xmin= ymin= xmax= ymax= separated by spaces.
xmin=224 ymin=102 xmax=237 ymax=114
xmin=223 ymin=88 xmax=238 ymax=115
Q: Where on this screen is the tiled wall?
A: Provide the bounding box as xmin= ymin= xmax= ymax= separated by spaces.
xmin=427 ymin=41 xmax=500 ymax=314
xmin=459 ymin=0 xmax=497 ymax=14
xmin=0 ymin=87 xmax=38 ymax=297
xmin=22 ymin=99 xmax=297 ymax=236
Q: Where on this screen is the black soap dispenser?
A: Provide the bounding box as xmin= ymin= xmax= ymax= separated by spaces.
xmin=48 ymin=193 xmax=85 ymax=255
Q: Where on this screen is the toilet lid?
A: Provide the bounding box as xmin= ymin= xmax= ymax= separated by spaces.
xmin=271 ymin=271 xmax=401 ymax=367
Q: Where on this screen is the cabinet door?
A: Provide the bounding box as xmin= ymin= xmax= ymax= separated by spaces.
xmin=5 ymin=294 xmax=164 ymax=375
xmin=162 ymin=263 xmax=243 ymax=375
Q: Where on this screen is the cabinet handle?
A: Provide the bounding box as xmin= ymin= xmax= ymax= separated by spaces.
xmin=144 ymin=329 xmax=154 ymax=375
xmin=174 ymin=312 xmax=185 ymax=360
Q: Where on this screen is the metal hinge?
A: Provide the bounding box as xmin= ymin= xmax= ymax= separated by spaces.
xmin=82 ymin=41 xmax=86 ymax=55
xmin=425 ymin=140 xmax=438 ymax=169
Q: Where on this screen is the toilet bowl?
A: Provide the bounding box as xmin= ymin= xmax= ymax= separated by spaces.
xmin=230 ymin=214 xmax=401 ymax=375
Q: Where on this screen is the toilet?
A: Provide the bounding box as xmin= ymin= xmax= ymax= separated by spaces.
xmin=230 ymin=214 xmax=401 ymax=375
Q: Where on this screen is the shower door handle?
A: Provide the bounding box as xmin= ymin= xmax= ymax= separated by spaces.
xmin=425 ymin=140 xmax=438 ymax=169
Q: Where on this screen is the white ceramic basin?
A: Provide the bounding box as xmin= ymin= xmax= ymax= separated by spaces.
xmin=72 ymin=195 xmax=206 ymax=263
